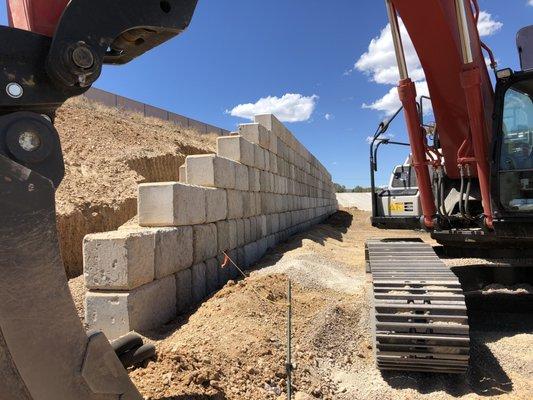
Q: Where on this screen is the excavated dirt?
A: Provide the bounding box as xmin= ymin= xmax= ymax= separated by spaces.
xmin=55 ymin=97 xmax=216 ymax=277
xmin=67 ymin=209 xmax=532 ymax=399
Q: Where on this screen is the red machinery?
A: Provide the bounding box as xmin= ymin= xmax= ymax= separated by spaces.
xmin=367 ymin=0 xmax=533 ymax=373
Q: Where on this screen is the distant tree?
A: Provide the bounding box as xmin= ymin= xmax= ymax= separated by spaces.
xmin=333 ymin=183 xmax=347 ymax=193
xmin=352 ymin=186 xmax=372 ymax=193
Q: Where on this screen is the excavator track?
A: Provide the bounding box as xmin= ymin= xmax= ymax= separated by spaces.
xmin=366 ymin=239 xmax=470 ymax=374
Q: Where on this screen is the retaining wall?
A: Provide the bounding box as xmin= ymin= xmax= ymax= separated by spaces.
xmin=83 ymin=114 xmax=338 ymax=340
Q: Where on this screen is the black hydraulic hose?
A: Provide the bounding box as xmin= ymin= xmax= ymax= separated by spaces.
xmin=459 ymin=169 xmax=466 ymax=219
xmin=440 ymin=173 xmax=448 ymax=216
xmin=465 ymin=177 xmax=472 ymax=219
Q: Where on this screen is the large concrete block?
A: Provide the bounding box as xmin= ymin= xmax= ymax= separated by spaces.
xmin=217 ymin=249 xmax=238 ymax=284
xmin=153 ymin=227 xmax=193 ymax=279
xmin=138 ymin=182 xmax=206 ymax=227
xmin=271 ymin=213 xmax=280 ymax=233
xmin=205 ymin=258 xmax=220 ymax=294
xmin=193 ymin=224 xmax=218 ymax=264
xmin=186 ymin=154 xmax=236 ymax=189
xmin=235 ymin=163 xmax=250 ymax=191
xmin=242 ymin=191 xmax=255 ymax=218
xmin=85 ymin=275 xmax=176 ymax=340
xmin=239 ymin=123 xmax=270 ymax=149
xmin=217 ymin=135 xmax=254 ymax=166
xmin=254 ymin=145 xmax=266 ymax=170
xmin=269 ymin=152 xmax=278 ymax=174
xmin=216 ymin=220 xmax=230 ymax=252
xmin=192 ymin=262 xmax=207 ymax=304
xmin=228 ymin=219 xmax=238 ymax=249
xmin=236 ymin=219 xmax=245 ymax=247
xmin=244 ymin=242 xmax=258 ymax=267
xmin=249 ymin=168 xmax=260 ymax=192
xmin=244 ymin=218 xmax=251 ymax=244
xmin=83 ymin=230 xmax=154 ymax=290
xmin=227 ymin=190 xmax=244 ymax=219
xmin=175 ymin=268 xmax=192 ymax=314
xmin=205 ymin=188 xmax=228 ymax=223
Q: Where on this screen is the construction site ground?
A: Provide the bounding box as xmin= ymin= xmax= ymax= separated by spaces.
xmin=69 ymin=208 xmax=533 ymax=400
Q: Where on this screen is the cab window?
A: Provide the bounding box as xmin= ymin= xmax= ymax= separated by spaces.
xmin=499 ymin=80 xmax=533 ymax=211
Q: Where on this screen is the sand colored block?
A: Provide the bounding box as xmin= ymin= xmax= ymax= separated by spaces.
xmin=85 ymin=275 xmax=176 ymax=340
xmin=254 ymin=145 xmax=266 ymax=170
xmin=217 ymin=135 xmax=254 ymax=166
xmin=138 ymin=182 xmax=206 ymax=227
xmin=179 ymin=164 xmax=186 ymax=183
xmin=205 ymin=188 xmax=228 ymax=223
xmin=193 ymin=224 xmax=218 ymax=264
xmin=236 ymin=219 xmax=245 ymax=247
xmin=186 ymin=154 xmax=236 ymax=189
xmin=152 ymin=227 xmax=193 ymax=279
xmin=83 ymin=230 xmax=155 ymax=291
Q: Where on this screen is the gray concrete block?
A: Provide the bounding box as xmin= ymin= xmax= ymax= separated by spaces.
xmin=254 ymin=145 xmax=265 ymax=170
xmin=228 ymin=219 xmax=237 ymax=249
xmin=242 ymin=191 xmax=252 ymax=218
xmin=205 ymin=188 xmax=228 ymax=223
xmin=205 ymin=258 xmax=220 ymax=294
xmin=192 ymin=262 xmax=207 ymax=304
xmin=138 ymin=182 xmax=206 ymax=227
xmin=257 ymin=238 xmax=268 ymax=259
xmin=239 ymin=123 xmax=270 ymax=149
xmin=176 ymin=268 xmax=192 ymax=314
xmin=236 ymin=219 xmax=245 ymax=247
xmin=83 ymin=230 xmax=154 ymax=291
xmin=186 ymin=154 xmax=236 ymax=189
xmin=154 ymin=227 xmax=193 ymax=279
xmin=244 ymin=242 xmax=258 ymax=267
xmin=193 ymin=224 xmax=218 ymax=264
xmin=217 ymin=135 xmax=254 ymax=166
xmin=227 ymin=190 xmax=244 ymax=219
xmin=260 ymin=215 xmax=267 ymax=237
xmin=244 ymin=218 xmax=251 ymax=244
xmin=235 ymin=163 xmax=250 ymax=191
xmin=269 ymin=152 xmax=278 ymax=174
xmin=271 ymin=213 xmax=280 ymax=233
xmin=249 ymin=168 xmax=260 ymax=192
xmin=85 ymin=275 xmax=176 ymax=340
xmin=216 ymin=220 xmax=230 ymax=252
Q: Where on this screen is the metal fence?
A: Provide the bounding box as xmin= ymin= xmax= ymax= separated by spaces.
xmin=82 ymin=87 xmax=230 ymax=136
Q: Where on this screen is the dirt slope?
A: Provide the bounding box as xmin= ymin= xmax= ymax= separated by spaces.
xmin=55 ymin=97 xmax=216 ymax=277
xmin=96 ymin=209 xmax=530 ymax=400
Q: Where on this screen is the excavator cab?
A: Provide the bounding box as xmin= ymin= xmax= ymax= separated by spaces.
xmin=491 ymin=26 xmax=533 ymax=237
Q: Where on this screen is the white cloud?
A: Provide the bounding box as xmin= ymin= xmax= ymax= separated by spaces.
xmin=356 ymin=10 xmax=502 ymax=116
xmin=366 ymin=133 xmax=395 ymax=144
xmin=354 ymin=12 xmax=502 ymax=86
xmin=477 ymin=11 xmax=503 ymax=37
xmin=363 ymin=81 xmax=429 ymax=116
xmin=227 ymin=93 xmax=318 ymax=123
xmin=529 ymin=0 xmax=533 ymax=6
xmin=325 ymin=113 xmax=334 ymax=120
xmin=354 ymin=20 xmax=424 ymax=85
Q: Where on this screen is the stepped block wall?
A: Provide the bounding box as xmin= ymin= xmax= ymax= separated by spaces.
xmin=83 ymin=114 xmax=338 ymax=340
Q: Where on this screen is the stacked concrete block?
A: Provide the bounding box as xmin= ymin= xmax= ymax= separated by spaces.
xmin=84 ymin=113 xmax=337 ymax=340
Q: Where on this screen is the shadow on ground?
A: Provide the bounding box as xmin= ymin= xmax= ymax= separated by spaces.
xmin=382 ymin=301 xmax=533 ymax=397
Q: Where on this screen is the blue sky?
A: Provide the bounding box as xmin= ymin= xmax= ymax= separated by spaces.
xmin=1 ymin=1 xmax=532 ymax=186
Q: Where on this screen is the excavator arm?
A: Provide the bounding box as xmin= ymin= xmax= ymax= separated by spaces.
xmin=0 ymin=1 xmax=198 ymax=399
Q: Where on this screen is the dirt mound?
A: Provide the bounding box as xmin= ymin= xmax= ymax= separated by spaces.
xmin=55 ymin=97 xmax=216 ymax=276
